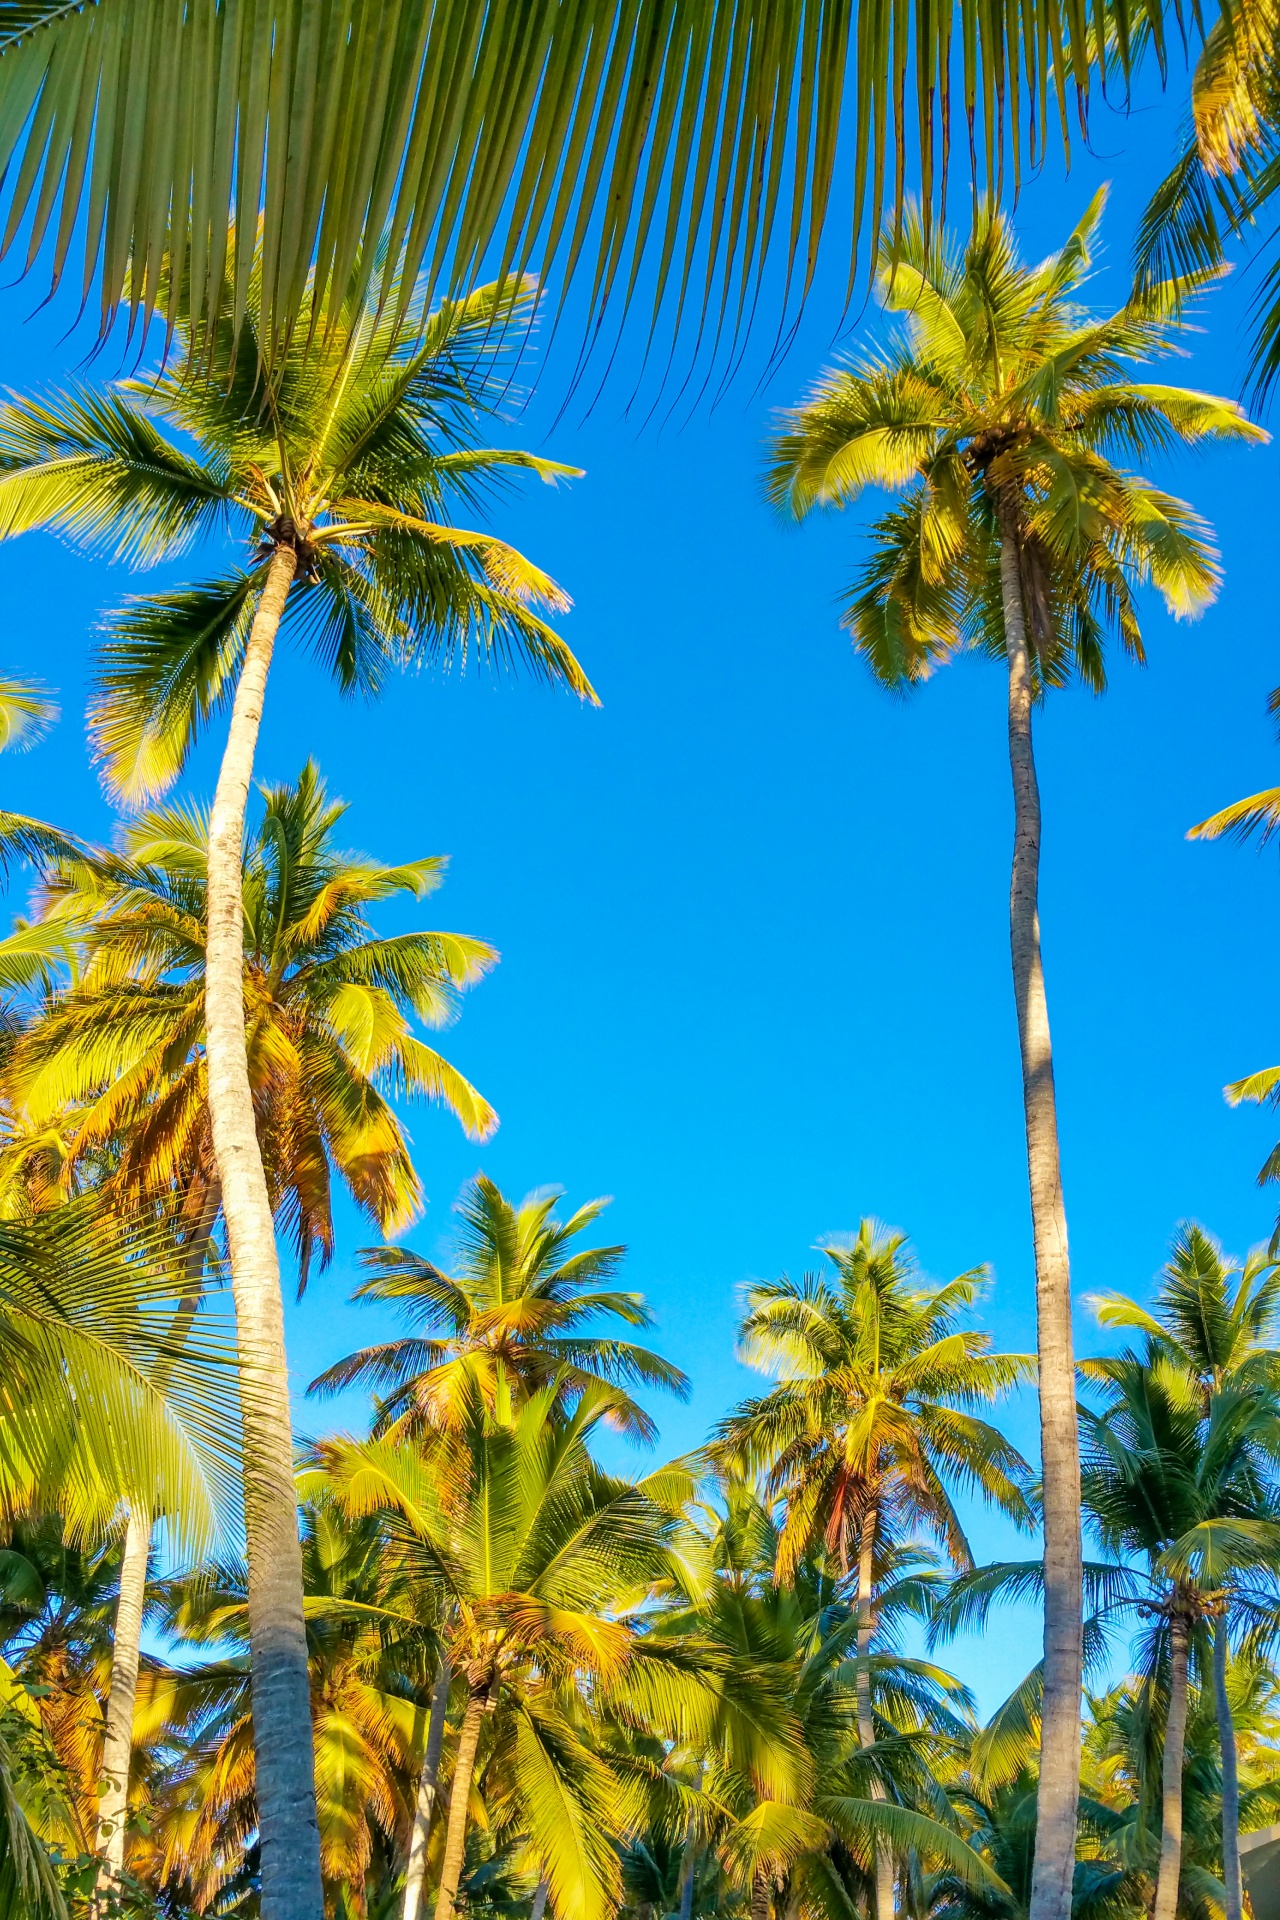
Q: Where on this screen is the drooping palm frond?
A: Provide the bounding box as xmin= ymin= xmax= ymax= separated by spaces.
xmin=0 ymin=0 xmax=1176 ymax=379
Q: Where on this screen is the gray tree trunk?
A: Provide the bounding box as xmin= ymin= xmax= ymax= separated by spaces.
xmin=95 ymin=1507 xmax=149 ymax=1877
xmin=855 ymin=1505 xmax=894 ymax=1920
xmin=1154 ymin=1612 xmax=1191 ymax=1920
xmin=403 ymin=1652 xmax=452 ymax=1920
xmin=999 ymin=510 xmax=1083 ymax=1920
xmin=205 ymin=543 xmax=324 ymax=1920
xmin=1215 ymin=1616 xmax=1243 ymax=1920
xmin=531 ymin=1882 xmax=549 ymax=1920
xmin=97 ymin=1172 xmax=222 ymax=1883
xmin=432 ymin=1681 xmax=489 ymax=1920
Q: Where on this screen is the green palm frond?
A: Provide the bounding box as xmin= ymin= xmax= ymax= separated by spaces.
xmin=0 ymin=0 xmax=1172 ymax=374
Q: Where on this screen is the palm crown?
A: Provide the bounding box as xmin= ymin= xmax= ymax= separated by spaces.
xmin=5 ymin=762 xmax=496 ymax=1280
xmin=0 ymin=268 xmax=591 ymax=801
xmin=766 ymin=194 xmax=1265 ymax=693
xmin=719 ymin=1221 xmax=1035 ymax=1577
xmin=311 ymin=1173 xmax=690 ymax=1443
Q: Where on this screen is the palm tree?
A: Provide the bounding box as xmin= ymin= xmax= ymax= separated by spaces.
xmin=319 ymin=1381 xmax=702 ymax=1920
xmin=764 ymin=196 xmax=1266 ymax=1920
xmin=0 ymin=258 xmax=586 ymax=1920
xmin=718 ymin=1222 xmax=1034 ymax=1920
xmin=1132 ymin=0 xmax=1280 ymax=397
xmin=311 ymin=1173 xmax=690 ymax=1443
xmin=1076 ymin=1350 xmax=1280 ymax=1920
xmin=1086 ymin=1222 xmax=1280 ymax=1920
xmin=138 ymin=1495 xmax=436 ymax=1914
xmin=0 ymin=0 xmax=1168 ymax=370
xmin=0 ymin=759 xmax=497 ymax=1888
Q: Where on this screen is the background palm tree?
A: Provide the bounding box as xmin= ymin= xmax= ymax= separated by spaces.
xmin=0 ymin=760 xmax=497 ymax=1891
xmin=311 ymin=1173 xmax=690 ymax=1443
xmin=0 ymin=260 xmax=587 ymax=1920
xmin=320 ymin=1381 xmax=702 ymax=1920
xmin=764 ymin=196 xmax=1265 ymax=1920
xmin=718 ymin=1222 xmax=1034 ymax=1920
xmin=1085 ymin=1226 xmax=1280 ymax=1920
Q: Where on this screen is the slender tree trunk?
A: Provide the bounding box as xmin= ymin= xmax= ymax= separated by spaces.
xmin=403 ymin=1652 xmax=452 ymax=1920
xmin=95 ymin=1507 xmax=149 ymax=1878
xmin=97 ymin=1172 xmax=222 ymax=1883
xmin=205 ymin=542 xmax=322 ymax=1920
xmin=1215 ymin=1616 xmax=1243 ymax=1920
xmin=432 ymin=1680 xmax=488 ymax=1920
xmin=531 ymin=1881 xmax=549 ymax=1920
xmin=750 ymin=1870 xmax=771 ymax=1920
xmin=678 ymin=1828 xmax=697 ymax=1920
xmin=999 ymin=509 xmax=1083 ymax=1920
xmin=855 ymin=1506 xmax=894 ymax=1920
xmin=1154 ymin=1611 xmax=1191 ymax=1920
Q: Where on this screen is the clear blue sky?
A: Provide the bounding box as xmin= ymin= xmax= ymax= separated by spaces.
xmin=1 ymin=61 xmax=1278 ymax=1715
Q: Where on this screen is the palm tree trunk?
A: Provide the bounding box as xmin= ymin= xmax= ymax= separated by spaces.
xmin=432 ymin=1679 xmax=489 ymax=1920
xmin=1154 ymin=1610 xmax=1191 ymax=1920
xmin=403 ymin=1652 xmax=452 ymax=1920
xmin=856 ymin=1506 xmax=894 ymax=1920
xmin=204 ymin=541 xmax=322 ymax=1920
xmin=1215 ymin=1616 xmax=1243 ymax=1920
xmin=96 ymin=1171 xmax=222 ymax=1883
xmin=750 ymin=1870 xmax=771 ymax=1920
xmin=998 ymin=509 xmax=1083 ymax=1920
xmin=95 ymin=1506 xmax=149 ymax=1878
xmin=531 ymin=1881 xmax=549 ymax=1920
xmin=678 ymin=1828 xmax=697 ymax=1920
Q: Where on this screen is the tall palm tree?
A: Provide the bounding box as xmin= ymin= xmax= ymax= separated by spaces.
xmin=764 ymin=197 xmax=1265 ymax=1920
xmin=0 ymin=259 xmax=585 ymax=1920
xmin=718 ymin=1221 xmax=1034 ymax=1920
xmin=311 ymin=1173 xmax=690 ymax=1443
xmin=0 ymin=0 xmax=1171 ymax=369
xmin=0 ymin=759 xmax=497 ymax=1889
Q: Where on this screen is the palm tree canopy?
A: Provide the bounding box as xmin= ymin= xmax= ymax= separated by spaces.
xmin=0 ymin=0 xmax=1176 ymax=372
xmin=318 ymin=1382 xmax=705 ymax=1920
xmin=0 ymin=267 xmax=589 ymax=803
xmin=717 ymin=1219 xmax=1036 ymax=1575
xmin=4 ymin=762 xmax=496 ymax=1281
xmin=310 ymin=1172 xmax=690 ymax=1442
xmin=766 ymin=195 xmax=1265 ymax=697
xmin=1087 ymin=1223 xmax=1280 ymax=1396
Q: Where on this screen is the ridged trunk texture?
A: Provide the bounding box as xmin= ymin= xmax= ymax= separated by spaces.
xmin=856 ymin=1506 xmax=894 ymax=1920
xmin=96 ymin=1172 xmax=222 ymax=1884
xmin=1215 ymin=1618 xmax=1243 ymax=1920
xmin=433 ymin=1682 xmax=489 ymax=1920
xmin=1153 ymin=1612 xmax=1191 ymax=1920
xmin=95 ymin=1508 xmax=149 ymax=1876
xmin=999 ymin=510 xmax=1083 ymax=1920
xmin=403 ymin=1654 xmax=452 ymax=1920
xmin=205 ymin=544 xmax=324 ymax=1920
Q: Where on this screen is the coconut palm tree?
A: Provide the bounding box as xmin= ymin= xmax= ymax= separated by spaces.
xmin=1076 ymin=1348 xmax=1280 ymax=1920
xmin=0 ymin=259 xmax=585 ymax=1919
xmin=137 ymin=1494 xmax=436 ymax=1914
xmin=0 ymin=759 xmax=497 ymax=1886
xmin=765 ymin=196 xmax=1266 ymax=1920
xmin=318 ymin=1381 xmax=705 ymax=1920
xmin=311 ymin=1173 xmax=690 ymax=1444
xmin=0 ymin=0 xmax=1167 ymax=371
xmin=717 ymin=1223 xmax=1034 ymax=1920
xmin=1132 ymin=0 xmax=1280 ymax=397
xmin=1086 ymin=1222 xmax=1280 ymax=1920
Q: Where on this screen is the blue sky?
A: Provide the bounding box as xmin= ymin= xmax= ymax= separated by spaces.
xmin=2 ymin=60 xmax=1279 ymax=1714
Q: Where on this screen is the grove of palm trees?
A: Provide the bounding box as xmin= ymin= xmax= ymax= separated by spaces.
xmin=0 ymin=4 xmax=1275 ymax=1920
